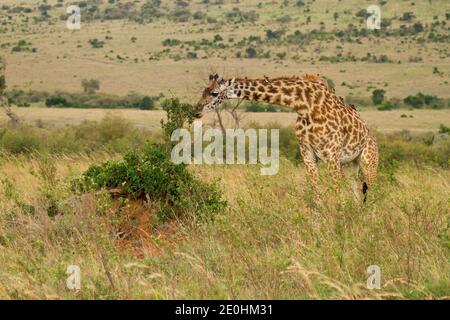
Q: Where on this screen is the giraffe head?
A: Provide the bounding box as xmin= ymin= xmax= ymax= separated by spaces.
xmin=194 ymin=73 xmax=236 ymax=118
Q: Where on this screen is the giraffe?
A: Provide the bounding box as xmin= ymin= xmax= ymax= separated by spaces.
xmin=194 ymin=73 xmax=379 ymax=202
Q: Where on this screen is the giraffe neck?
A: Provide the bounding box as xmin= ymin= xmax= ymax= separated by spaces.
xmin=230 ymin=78 xmax=317 ymax=113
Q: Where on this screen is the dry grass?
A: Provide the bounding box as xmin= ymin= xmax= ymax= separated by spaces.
xmin=1 ymin=1 xmax=449 ymax=99
xmin=0 ymin=0 xmax=449 ymax=300
xmin=0 ymin=154 xmax=448 ymax=299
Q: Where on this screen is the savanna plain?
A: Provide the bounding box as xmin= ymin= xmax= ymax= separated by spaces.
xmin=0 ymin=0 xmax=449 ymax=299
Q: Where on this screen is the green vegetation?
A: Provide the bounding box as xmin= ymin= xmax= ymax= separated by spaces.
xmin=0 ymin=115 xmax=150 ymax=154
xmin=11 ymin=40 xmax=36 ymax=53
xmin=404 ymin=93 xmax=446 ymax=109
xmin=272 ymin=125 xmax=450 ymax=169
xmin=0 ymin=136 xmax=448 ymax=299
xmin=377 ymin=100 xmax=399 ymax=111
xmin=72 ymin=98 xmax=225 ymax=222
xmin=1 ymin=112 xmax=448 ymax=170
xmin=7 ymin=87 xmax=449 ymax=110
xmin=365 ymin=91 xmax=449 ymax=110
xmin=160 ymin=98 xmax=194 ymax=140
xmin=439 ymin=124 xmax=450 ymax=134
xmin=372 ymin=89 xmax=386 ymax=105
xmin=1 ymin=0 xmax=449 ymax=103
xmin=5 ymin=89 xmax=160 ymax=109
xmin=88 ymin=38 xmax=105 ymax=49
xmin=0 ymin=0 xmax=449 ymax=300
xmin=73 ymin=142 xmax=226 ymax=222
xmin=245 ymin=101 xmax=279 ymax=112
xmin=0 ymin=105 xmax=448 ymax=299
xmin=44 ymin=92 xmax=160 ymax=109
xmin=377 ymin=130 xmax=450 ymax=169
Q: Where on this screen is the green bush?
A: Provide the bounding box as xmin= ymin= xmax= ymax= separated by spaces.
xmin=73 ymin=143 xmax=226 ymax=222
xmin=73 ymin=98 xmax=226 ymax=222
xmin=245 ymin=102 xmax=278 ymax=112
xmin=245 ymin=47 xmax=257 ymax=58
xmin=138 ymin=96 xmax=155 ymax=110
xmin=403 ymin=93 xmax=444 ymax=109
xmin=377 ymin=100 xmax=399 ymax=111
xmin=439 ymin=124 xmax=450 ymax=134
xmin=372 ymin=89 xmax=386 ymax=105
xmin=41 ymin=91 xmax=160 ymax=109
xmin=88 ymin=38 xmax=104 ymax=48
xmin=162 ymin=38 xmax=182 ymax=46
xmin=245 ymin=102 xmax=265 ymax=112
xmin=7 ymin=89 xmax=48 ymax=105
xmin=46 ymin=95 xmax=70 ymax=107
xmin=161 ymin=98 xmax=195 ymax=142
xmin=404 ymin=95 xmax=424 ymax=108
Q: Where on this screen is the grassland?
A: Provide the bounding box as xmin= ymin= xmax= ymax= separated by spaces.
xmin=1 ymin=0 xmax=449 ymax=101
xmin=0 ymin=153 xmax=448 ymax=299
xmin=0 ymin=0 xmax=449 ymax=300
xmin=1 ymin=107 xmax=450 ymax=133
xmin=0 ymin=111 xmax=448 ymax=299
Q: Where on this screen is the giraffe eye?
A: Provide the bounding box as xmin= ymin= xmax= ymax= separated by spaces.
xmin=211 ymin=92 xmax=219 ymax=97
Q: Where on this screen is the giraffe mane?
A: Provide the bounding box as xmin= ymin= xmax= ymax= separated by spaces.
xmin=231 ymin=74 xmax=358 ymax=112
xmin=302 ymin=73 xmax=332 ymax=88
xmin=234 ymin=74 xmax=338 ymax=94
xmin=235 ymin=74 xmax=329 ymax=83
xmin=302 ymin=73 xmax=321 ymax=81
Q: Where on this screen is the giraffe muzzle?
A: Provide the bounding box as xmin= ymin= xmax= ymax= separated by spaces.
xmin=194 ymin=110 xmax=203 ymax=119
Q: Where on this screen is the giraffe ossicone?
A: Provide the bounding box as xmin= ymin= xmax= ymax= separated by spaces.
xmin=195 ymin=73 xmax=379 ymax=202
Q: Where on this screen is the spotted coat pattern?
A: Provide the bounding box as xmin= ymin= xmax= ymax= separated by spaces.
xmin=195 ymin=74 xmax=379 ymax=201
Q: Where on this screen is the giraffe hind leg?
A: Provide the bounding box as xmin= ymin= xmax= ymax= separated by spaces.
xmin=362 ymin=181 xmax=369 ymax=202
xmin=359 ymin=136 xmax=379 ymax=202
xmin=350 ymin=158 xmax=365 ymax=203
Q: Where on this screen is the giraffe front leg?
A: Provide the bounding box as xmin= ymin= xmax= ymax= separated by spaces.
xmin=300 ymin=146 xmax=324 ymax=225
xmin=300 ymin=146 xmax=319 ymax=201
xmin=327 ymin=156 xmax=345 ymax=185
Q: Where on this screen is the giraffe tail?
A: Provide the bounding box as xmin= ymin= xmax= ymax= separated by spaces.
xmin=360 ymin=135 xmax=379 ymax=202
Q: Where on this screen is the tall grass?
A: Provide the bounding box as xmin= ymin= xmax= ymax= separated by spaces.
xmin=0 ymin=115 xmax=156 ymax=155
xmin=0 ymin=156 xmax=448 ymax=299
xmin=0 ymin=116 xmax=448 ymax=299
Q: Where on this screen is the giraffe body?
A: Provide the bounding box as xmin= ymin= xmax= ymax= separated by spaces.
xmin=195 ymin=73 xmax=379 ymax=201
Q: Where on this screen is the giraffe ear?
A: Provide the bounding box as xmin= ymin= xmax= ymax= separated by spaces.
xmin=209 ymin=73 xmax=219 ymax=81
